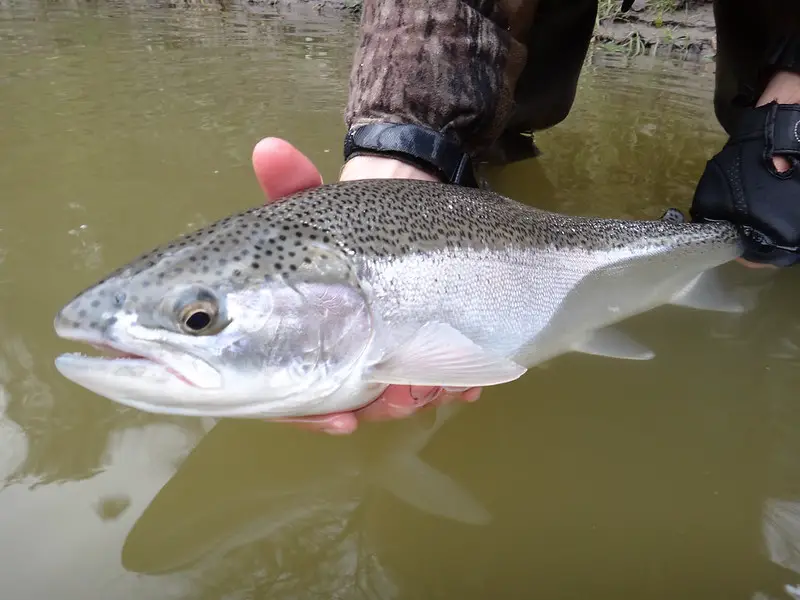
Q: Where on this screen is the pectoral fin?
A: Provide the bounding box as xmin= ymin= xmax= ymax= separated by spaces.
xmin=366 ymin=322 xmax=527 ymax=387
xmin=571 ymin=327 xmax=655 ymax=360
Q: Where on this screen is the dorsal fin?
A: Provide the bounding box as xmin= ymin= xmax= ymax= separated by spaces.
xmin=660 ymin=208 xmax=686 ymax=224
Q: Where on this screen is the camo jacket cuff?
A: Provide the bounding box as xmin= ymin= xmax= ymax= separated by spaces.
xmin=343 ymin=0 xmax=531 ymax=156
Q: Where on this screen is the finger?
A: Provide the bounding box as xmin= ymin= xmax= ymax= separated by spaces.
xmin=271 ymin=412 xmax=359 ymax=435
xmin=252 ymin=137 xmax=323 ymax=202
xmin=432 ymin=387 xmax=483 ymax=406
xmin=357 ymin=386 xmax=444 ymax=422
xmin=735 ymin=257 xmax=779 ymax=270
xmin=461 ymin=387 xmax=483 ymax=402
xmin=773 ymin=155 xmax=792 ymax=173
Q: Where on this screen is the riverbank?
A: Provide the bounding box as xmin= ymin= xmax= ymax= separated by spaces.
xmin=286 ymin=0 xmax=717 ymax=59
xmin=594 ymin=0 xmax=716 ymax=58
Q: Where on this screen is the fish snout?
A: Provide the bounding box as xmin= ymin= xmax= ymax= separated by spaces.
xmin=54 ymin=288 xmax=123 ymax=338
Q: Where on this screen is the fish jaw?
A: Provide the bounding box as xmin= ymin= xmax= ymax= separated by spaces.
xmin=53 ymin=347 xmax=277 ymax=419
xmin=53 ymin=313 xmax=223 ymax=385
xmin=54 ymin=353 xmax=199 ymax=415
xmin=54 ymin=349 xmax=387 ymax=419
xmin=52 ymin=325 xmax=230 ymax=416
xmin=53 ymin=324 xmax=386 ymax=420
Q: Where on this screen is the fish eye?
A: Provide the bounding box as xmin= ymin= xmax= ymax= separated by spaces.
xmin=180 ymin=303 xmax=215 ymax=333
xmin=172 ymin=287 xmax=229 ymax=335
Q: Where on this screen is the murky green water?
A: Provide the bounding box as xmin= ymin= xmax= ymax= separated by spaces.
xmin=3 ymin=2 xmax=800 ymax=599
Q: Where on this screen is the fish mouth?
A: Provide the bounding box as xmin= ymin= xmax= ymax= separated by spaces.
xmin=53 ymin=326 xmax=319 ymax=419
xmin=53 ymin=327 xmax=207 ymax=389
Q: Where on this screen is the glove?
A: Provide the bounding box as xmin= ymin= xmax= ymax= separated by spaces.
xmin=690 ymin=102 xmax=800 ymax=267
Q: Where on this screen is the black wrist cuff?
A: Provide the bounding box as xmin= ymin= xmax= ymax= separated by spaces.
xmin=343 ymin=123 xmax=479 ymax=188
xmin=732 ymin=102 xmax=800 ymax=160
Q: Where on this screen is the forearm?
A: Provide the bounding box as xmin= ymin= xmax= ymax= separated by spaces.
xmin=344 ymin=0 xmax=534 ymax=157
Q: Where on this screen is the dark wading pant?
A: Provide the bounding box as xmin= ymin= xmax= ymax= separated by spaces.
xmin=490 ymin=0 xmax=791 ymax=163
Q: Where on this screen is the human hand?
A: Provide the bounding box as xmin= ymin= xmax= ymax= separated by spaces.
xmin=690 ymin=71 xmax=800 ymax=269
xmin=251 ymin=138 xmax=482 ymax=434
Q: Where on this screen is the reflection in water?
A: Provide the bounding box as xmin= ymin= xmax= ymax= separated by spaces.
xmin=0 ymin=345 xmax=28 ymax=485
xmin=739 ymin=271 xmax=800 ymax=600
xmin=122 ymin=405 xmax=486 ymax=598
xmin=4 ymin=0 xmax=800 ymax=598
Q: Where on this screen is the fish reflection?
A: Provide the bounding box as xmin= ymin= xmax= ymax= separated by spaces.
xmin=121 ymin=404 xmax=489 ymax=596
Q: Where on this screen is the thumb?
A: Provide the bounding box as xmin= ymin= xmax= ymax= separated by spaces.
xmin=251 ymin=137 xmax=323 ymax=203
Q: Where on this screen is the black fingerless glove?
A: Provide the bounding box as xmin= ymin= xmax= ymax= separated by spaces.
xmin=690 ymin=102 xmax=800 ymax=267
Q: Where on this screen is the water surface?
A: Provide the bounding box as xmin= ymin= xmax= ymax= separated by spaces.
xmin=3 ymin=3 xmax=800 ymax=599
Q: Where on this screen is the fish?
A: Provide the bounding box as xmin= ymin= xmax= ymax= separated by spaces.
xmin=53 ymin=178 xmax=745 ymax=419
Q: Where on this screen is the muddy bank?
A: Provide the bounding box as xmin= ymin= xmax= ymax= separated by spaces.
xmin=114 ymin=0 xmax=716 ymax=59
xmin=594 ymin=1 xmax=716 ymax=58
xmin=267 ymin=0 xmax=717 ymax=58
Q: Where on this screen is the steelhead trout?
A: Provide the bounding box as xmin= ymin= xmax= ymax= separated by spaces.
xmin=53 ymin=179 xmax=744 ymax=418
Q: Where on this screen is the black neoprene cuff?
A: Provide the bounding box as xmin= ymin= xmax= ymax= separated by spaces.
xmin=734 ymin=102 xmax=800 ymax=162
xmin=343 ymin=123 xmax=479 ymax=188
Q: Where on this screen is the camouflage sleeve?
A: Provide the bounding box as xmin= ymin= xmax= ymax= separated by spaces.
xmin=343 ymin=0 xmax=537 ymax=156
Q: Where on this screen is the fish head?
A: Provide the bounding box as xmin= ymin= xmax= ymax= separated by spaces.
xmin=53 ymin=218 xmax=375 ymax=418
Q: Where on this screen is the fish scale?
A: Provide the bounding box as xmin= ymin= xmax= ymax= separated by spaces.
xmin=53 ymin=179 xmax=745 ymax=419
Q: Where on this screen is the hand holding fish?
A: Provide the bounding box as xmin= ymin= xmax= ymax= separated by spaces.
xmin=691 ymin=71 xmax=800 ymax=269
xmin=251 ymin=137 xmax=481 ymax=435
